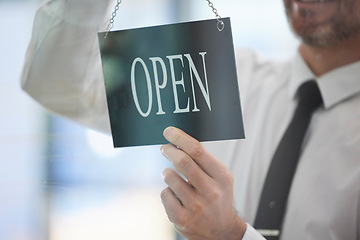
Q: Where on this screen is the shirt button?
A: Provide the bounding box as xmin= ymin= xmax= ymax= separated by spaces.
xmin=269 ymin=201 xmax=276 ymax=209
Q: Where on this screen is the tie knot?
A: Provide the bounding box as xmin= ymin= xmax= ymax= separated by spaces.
xmin=297 ymin=80 xmax=323 ymax=111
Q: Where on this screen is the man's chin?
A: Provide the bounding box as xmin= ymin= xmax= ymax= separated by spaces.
xmin=298 ymin=34 xmax=338 ymax=46
xmin=292 ymin=25 xmax=342 ymax=46
xmin=292 ymin=19 xmax=360 ymax=47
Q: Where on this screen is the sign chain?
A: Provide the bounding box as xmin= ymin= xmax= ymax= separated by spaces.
xmin=105 ymin=0 xmax=122 ymax=38
xmin=205 ymin=0 xmax=224 ymax=31
xmin=105 ymin=0 xmax=224 ymax=38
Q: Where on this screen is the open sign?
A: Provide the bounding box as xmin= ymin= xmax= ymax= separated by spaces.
xmin=98 ymin=18 xmax=244 ymax=147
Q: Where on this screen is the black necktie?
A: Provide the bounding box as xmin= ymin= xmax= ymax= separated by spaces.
xmin=254 ymin=80 xmax=323 ymax=239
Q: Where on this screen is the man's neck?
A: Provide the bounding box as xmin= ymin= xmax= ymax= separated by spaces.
xmin=299 ymin=33 xmax=360 ymax=77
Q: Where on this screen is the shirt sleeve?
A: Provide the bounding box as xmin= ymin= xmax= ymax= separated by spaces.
xmin=21 ymin=0 xmax=114 ymax=133
xmin=242 ymin=224 xmax=266 ymax=240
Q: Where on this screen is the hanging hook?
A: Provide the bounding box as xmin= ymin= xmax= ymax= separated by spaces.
xmin=206 ymin=0 xmax=224 ymax=31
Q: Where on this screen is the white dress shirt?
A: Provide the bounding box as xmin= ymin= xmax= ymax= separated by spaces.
xmin=220 ymin=49 xmax=360 ymax=240
xmin=21 ymin=1 xmax=360 ymax=239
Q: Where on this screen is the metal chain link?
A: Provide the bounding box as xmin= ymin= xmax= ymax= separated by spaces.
xmin=205 ymin=0 xmax=224 ymax=31
xmin=105 ymin=0 xmax=122 ymax=38
xmin=104 ymin=0 xmax=224 ymax=38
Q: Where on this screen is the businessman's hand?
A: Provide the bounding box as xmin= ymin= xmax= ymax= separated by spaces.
xmin=160 ymin=127 xmax=246 ymax=240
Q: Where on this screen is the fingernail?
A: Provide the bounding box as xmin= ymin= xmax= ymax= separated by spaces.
xmin=160 ymin=145 xmax=168 ymax=158
xmin=161 ymin=169 xmax=166 ymax=180
xmin=163 ymin=126 xmax=174 ymax=139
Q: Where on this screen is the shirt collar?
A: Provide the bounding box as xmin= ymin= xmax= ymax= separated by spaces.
xmin=289 ymin=52 xmax=360 ymax=109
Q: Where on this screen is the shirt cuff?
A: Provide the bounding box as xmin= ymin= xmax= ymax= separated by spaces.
xmin=242 ymin=224 xmax=266 ymax=240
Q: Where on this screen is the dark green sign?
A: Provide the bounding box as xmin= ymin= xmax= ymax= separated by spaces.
xmin=98 ymin=18 xmax=245 ymax=147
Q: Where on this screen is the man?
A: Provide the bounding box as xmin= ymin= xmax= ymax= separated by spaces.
xmin=159 ymin=0 xmax=360 ymax=239
xmin=21 ymin=0 xmax=360 ymax=239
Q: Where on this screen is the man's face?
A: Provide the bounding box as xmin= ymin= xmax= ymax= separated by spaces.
xmin=284 ymin=0 xmax=360 ymax=46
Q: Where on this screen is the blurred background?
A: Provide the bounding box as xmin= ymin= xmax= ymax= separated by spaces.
xmin=0 ymin=0 xmax=298 ymax=239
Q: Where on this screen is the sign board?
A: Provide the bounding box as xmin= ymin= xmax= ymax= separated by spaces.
xmin=98 ymin=18 xmax=245 ymax=147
